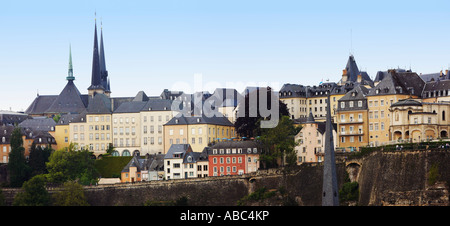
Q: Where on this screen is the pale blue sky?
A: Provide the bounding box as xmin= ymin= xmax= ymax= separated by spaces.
xmin=1 ymin=0 xmax=450 ymax=111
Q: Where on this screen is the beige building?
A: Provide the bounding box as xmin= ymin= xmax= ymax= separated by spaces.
xmin=279 ymin=84 xmax=308 ymax=120
xmin=112 ymin=101 xmax=145 ymax=156
xmin=140 ymin=99 xmax=175 ymax=155
xmin=295 ymin=113 xmax=337 ymax=164
xmin=390 ymin=99 xmax=450 ymax=142
xmin=366 ymin=69 xmax=425 ymax=146
xmin=163 ymin=113 xmax=235 ymax=153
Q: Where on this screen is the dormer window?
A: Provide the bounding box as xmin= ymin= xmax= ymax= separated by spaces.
xmin=1 ymin=137 xmax=5 ymax=143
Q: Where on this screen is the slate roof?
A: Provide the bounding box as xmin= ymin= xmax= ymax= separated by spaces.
xmin=19 ymin=117 xmax=56 ymax=132
xmin=25 ymin=95 xmax=58 ymax=115
xmin=45 ymin=80 xmax=87 ymax=114
xmin=339 ymin=85 xmax=369 ymax=102
xmin=344 ymin=55 xmax=373 ymax=83
xmin=160 ymin=89 xmax=183 ymax=100
xmin=422 ymin=80 xmax=450 ymax=94
xmin=0 ymin=111 xmax=28 ymax=126
xmin=279 ymin=84 xmax=307 ymax=98
xmin=142 ymin=99 xmax=173 ymax=111
xmin=209 ymin=140 xmax=264 ymax=153
xmin=367 ymin=70 xmax=425 ymax=97
xmin=114 ymin=101 xmax=147 ymax=113
xmin=390 ymin=99 xmax=423 ymax=107
xmin=121 ymin=154 xmax=167 ymax=173
xmin=56 ymin=113 xmax=80 ymax=125
xmin=132 ymin=91 xmax=149 ymax=102
xmin=164 ymin=144 xmax=192 ymax=159
xmin=165 ymin=112 xmax=234 ymax=127
xmin=86 ymin=93 xmax=112 ymax=114
xmin=0 ymin=125 xmax=15 ymax=145
xmin=307 ymin=83 xmax=337 ymax=98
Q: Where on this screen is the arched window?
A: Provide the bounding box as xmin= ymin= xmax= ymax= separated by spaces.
xmin=111 ymin=150 xmax=119 ymax=156
xmin=122 ymin=150 xmax=131 ymax=156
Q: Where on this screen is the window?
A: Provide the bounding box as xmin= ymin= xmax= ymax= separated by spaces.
xmin=174 ymin=163 xmax=180 ymax=168
xmin=180 ymin=129 xmax=184 ymax=135
xmin=341 ymin=102 xmax=345 ymax=109
xmin=349 ymin=101 xmax=354 ymax=108
xmin=192 ymin=138 xmax=195 ymax=144
xmin=358 ymin=101 xmax=362 ymax=107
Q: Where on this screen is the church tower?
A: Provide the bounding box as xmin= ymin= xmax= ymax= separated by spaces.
xmin=99 ymin=21 xmax=111 ymax=97
xmin=87 ymin=18 xmax=105 ymax=97
xmin=322 ymin=93 xmax=339 ymax=206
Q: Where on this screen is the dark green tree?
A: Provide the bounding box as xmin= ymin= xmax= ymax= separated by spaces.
xmin=52 ymin=181 xmax=89 ymax=206
xmin=13 ymin=174 xmax=50 ymax=206
xmin=28 ymin=143 xmax=52 ymax=176
xmin=258 ymin=116 xmax=301 ymax=169
xmin=8 ymin=127 xmax=31 ymax=187
xmin=235 ymin=87 xmax=290 ymax=138
xmin=46 ymin=149 xmax=99 ymax=185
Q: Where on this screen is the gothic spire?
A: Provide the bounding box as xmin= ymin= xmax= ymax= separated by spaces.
xmin=322 ymin=93 xmax=339 ymax=206
xmin=88 ymin=18 xmax=104 ymax=91
xmin=99 ymin=21 xmax=109 ymax=92
xmin=66 ymin=44 xmax=75 ymax=81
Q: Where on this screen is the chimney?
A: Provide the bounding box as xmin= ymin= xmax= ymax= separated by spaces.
xmin=357 ymin=74 xmax=362 ymax=83
xmin=342 ymin=69 xmax=348 ymax=82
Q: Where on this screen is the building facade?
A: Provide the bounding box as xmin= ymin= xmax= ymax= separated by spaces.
xmin=295 ymin=113 xmax=337 ymax=164
xmin=207 ymin=141 xmax=261 ymax=176
xmin=336 ymin=85 xmax=370 ymax=150
xmin=163 ymin=113 xmax=235 ymax=153
xmin=366 ymin=70 xmax=425 ymax=146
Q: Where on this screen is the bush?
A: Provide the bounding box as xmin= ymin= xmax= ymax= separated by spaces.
xmin=339 ymin=182 xmax=359 ymax=203
xmin=428 ymin=163 xmax=440 ymax=186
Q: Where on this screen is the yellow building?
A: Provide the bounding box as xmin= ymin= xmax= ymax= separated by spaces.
xmin=366 ymin=69 xmax=425 ymax=146
xmin=336 ymin=85 xmax=370 ymax=150
xmin=163 ymin=113 xmax=235 ymax=153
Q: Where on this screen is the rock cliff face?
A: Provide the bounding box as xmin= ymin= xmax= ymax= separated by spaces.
xmin=2 ymin=149 xmax=449 ymax=206
xmin=356 ymin=150 xmax=449 ymax=206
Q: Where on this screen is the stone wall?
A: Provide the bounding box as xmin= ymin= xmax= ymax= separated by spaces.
xmin=2 ymin=149 xmax=449 ymax=206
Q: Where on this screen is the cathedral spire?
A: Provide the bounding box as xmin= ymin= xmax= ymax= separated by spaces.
xmin=99 ymin=20 xmax=109 ymax=93
xmin=66 ymin=44 xmax=75 ymax=81
xmin=88 ymin=17 xmax=104 ymax=94
xmin=322 ymin=93 xmax=339 ymax=206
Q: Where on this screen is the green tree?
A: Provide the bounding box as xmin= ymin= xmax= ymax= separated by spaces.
xmin=235 ymin=87 xmax=290 ymax=138
xmin=8 ymin=127 xmax=31 ymax=187
xmin=28 ymin=143 xmax=53 ymax=176
xmin=46 ymin=149 xmax=99 ymax=185
xmin=258 ymin=116 xmax=301 ymax=169
xmin=13 ymin=175 xmax=50 ymax=206
xmin=52 ymin=181 xmax=89 ymax=206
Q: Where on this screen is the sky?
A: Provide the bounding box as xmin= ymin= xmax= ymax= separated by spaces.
xmin=2 ymin=0 xmax=450 ymax=111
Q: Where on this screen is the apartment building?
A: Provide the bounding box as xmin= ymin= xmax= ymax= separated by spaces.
xmin=140 ymin=99 xmax=175 ymax=155
xmin=163 ymin=113 xmax=235 ymax=153
xmin=207 ymin=141 xmax=262 ymax=176
xmin=336 ymin=85 xmax=370 ymax=150
xmin=366 ymin=70 xmax=425 ymax=146
xmin=279 ymin=84 xmax=308 ymax=120
xmin=295 ymin=113 xmax=337 ymax=163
